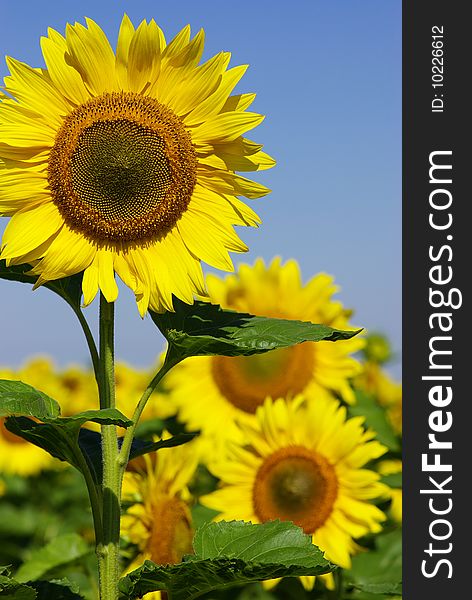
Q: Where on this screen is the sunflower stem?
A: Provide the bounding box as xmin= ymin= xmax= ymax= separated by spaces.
xmin=117 ymin=352 xmax=180 ymax=470
xmin=71 ymin=303 xmax=100 ymax=386
xmin=97 ymin=294 xmax=121 ymax=600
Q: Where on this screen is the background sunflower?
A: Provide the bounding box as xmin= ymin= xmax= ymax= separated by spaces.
xmin=201 ymin=395 xmax=388 ymax=590
xmin=161 ymin=258 xmax=363 ymax=443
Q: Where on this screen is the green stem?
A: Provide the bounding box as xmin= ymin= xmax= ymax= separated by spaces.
xmin=69 ymin=440 xmax=103 ymax=544
xmin=118 ymin=353 xmax=179 ymax=470
xmin=69 ymin=301 xmax=100 ymax=384
xmin=97 ymin=294 xmax=121 ymax=600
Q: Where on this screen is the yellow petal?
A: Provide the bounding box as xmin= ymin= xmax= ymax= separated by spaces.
xmin=4 ymin=57 xmax=69 ymax=127
xmin=115 ymin=14 xmax=135 ymax=89
xmin=0 ymin=202 xmax=63 ymax=259
xmin=127 ymin=20 xmax=164 ymax=93
xmin=177 ymin=208 xmax=243 ymax=271
xmin=197 ymin=167 xmax=271 ymax=199
xmin=65 ymin=18 xmax=117 ymax=95
xmin=158 ymin=52 xmax=228 ymax=113
xmin=212 ymin=137 xmax=263 ymax=157
xmin=0 ymin=123 xmax=53 ymax=147
xmin=97 ymin=249 xmax=119 ymax=302
xmin=30 ymin=225 xmax=95 ymax=282
xmin=82 ymin=256 xmax=99 ymax=306
xmin=200 ymin=149 xmax=276 ymax=172
xmin=184 ymin=65 xmax=248 ymax=126
xmin=40 ymin=28 xmax=90 ymax=105
xmin=221 ymin=93 xmax=256 ymax=113
xmin=191 ymin=111 xmax=265 ymax=144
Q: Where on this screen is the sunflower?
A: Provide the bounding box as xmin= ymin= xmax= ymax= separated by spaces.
xmin=121 ymin=433 xmax=200 ymax=599
xmin=0 ymin=364 xmax=55 ymax=475
xmin=201 ymin=394 xmax=387 ymax=590
xmin=163 ymin=258 xmax=364 ymax=442
xmin=0 ymin=16 xmax=273 ymax=316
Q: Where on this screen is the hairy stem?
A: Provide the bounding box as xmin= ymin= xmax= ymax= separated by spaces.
xmin=118 ymin=353 xmax=179 ymax=470
xmin=97 ymin=294 xmax=120 ymax=600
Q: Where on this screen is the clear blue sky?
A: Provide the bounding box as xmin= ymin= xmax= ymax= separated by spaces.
xmin=0 ymin=1 xmax=401 ymax=377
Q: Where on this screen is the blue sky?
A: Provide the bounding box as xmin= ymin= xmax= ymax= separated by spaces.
xmin=0 ymin=1 xmax=401 ymax=377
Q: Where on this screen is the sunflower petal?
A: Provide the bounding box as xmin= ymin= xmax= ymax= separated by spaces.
xmin=127 ymin=20 xmax=164 ymax=93
xmin=41 ymin=28 xmax=90 ymax=105
xmin=191 ymin=111 xmax=265 ymax=144
xmin=4 ymin=57 xmax=69 ymax=126
xmin=65 ymin=18 xmax=117 ymax=95
xmin=184 ymin=65 xmax=248 ymax=126
xmin=0 ymin=203 xmax=63 ymax=259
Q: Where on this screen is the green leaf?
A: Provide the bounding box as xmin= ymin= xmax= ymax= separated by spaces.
xmin=128 ymin=432 xmax=198 ymax=461
xmin=27 ymin=580 xmax=85 ymax=600
xmin=150 ymin=298 xmax=360 ymax=362
xmin=14 ymin=534 xmax=91 ymax=584
xmin=348 ymin=390 xmax=400 ymax=451
xmin=0 ymin=381 xmax=60 ymax=419
xmin=4 ymin=409 xmax=132 ymax=484
xmin=346 ymin=530 xmax=402 ymax=590
xmin=0 ymin=261 xmax=83 ymax=311
xmin=350 ymin=581 xmax=402 ymax=596
xmin=193 ymin=520 xmax=326 ymax=565
xmin=118 ymin=520 xmax=335 ymax=600
xmin=0 ymin=578 xmax=36 ymax=600
xmin=0 ymin=567 xmax=36 ymax=600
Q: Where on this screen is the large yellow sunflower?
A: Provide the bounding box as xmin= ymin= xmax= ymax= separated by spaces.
xmin=0 ymin=16 xmax=273 ymax=315
xmin=201 ymin=394 xmax=387 ymax=590
xmin=121 ymin=433 xmax=200 ymax=600
xmin=162 ymin=258 xmax=364 ymax=442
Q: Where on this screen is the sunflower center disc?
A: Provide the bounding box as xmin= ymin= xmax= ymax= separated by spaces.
xmin=211 ymin=345 xmax=315 ymax=413
xmin=71 ymin=120 xmax=172 ymax=220
xmin=48 ymin=92 xmax=197 ymax=243
xmin=253 ymin=446 xmax=338 ymax=533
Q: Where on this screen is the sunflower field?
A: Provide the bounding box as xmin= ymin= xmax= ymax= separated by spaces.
xmin=0 ymin=14 xmax=401 ymax=600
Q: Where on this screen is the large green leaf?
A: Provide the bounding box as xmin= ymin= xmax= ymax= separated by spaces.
xmin=4 ymin=409 xmax=132 ymax=484
xmin=348 ymin=390 xmax=400 ymax=452
xmin=0 ymin=380 xmax=133 ymax=482
xmin=150 ymin=298 xmax=360 ymax=362
xmin=346 ymin=530 xmax=402 ymax=592
xmin=14 ymin=534 xmax=90 ymax=584
xmin=193 ymin=520 xmax=327 ymax=565
xmin=349 ymin=581 xmax=402 ymax=596
xmin=27 ymin=580 xmax=85 ymax=600
xmin=0 ymin=381 xmax=60 ymax=419
xmin=118 ymin=520 xmax=335 ymax=600
xmin=0 ymin=567 xmax=36 ymax=600
xmin=0 ymin=261 xmax=83 ymax=311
